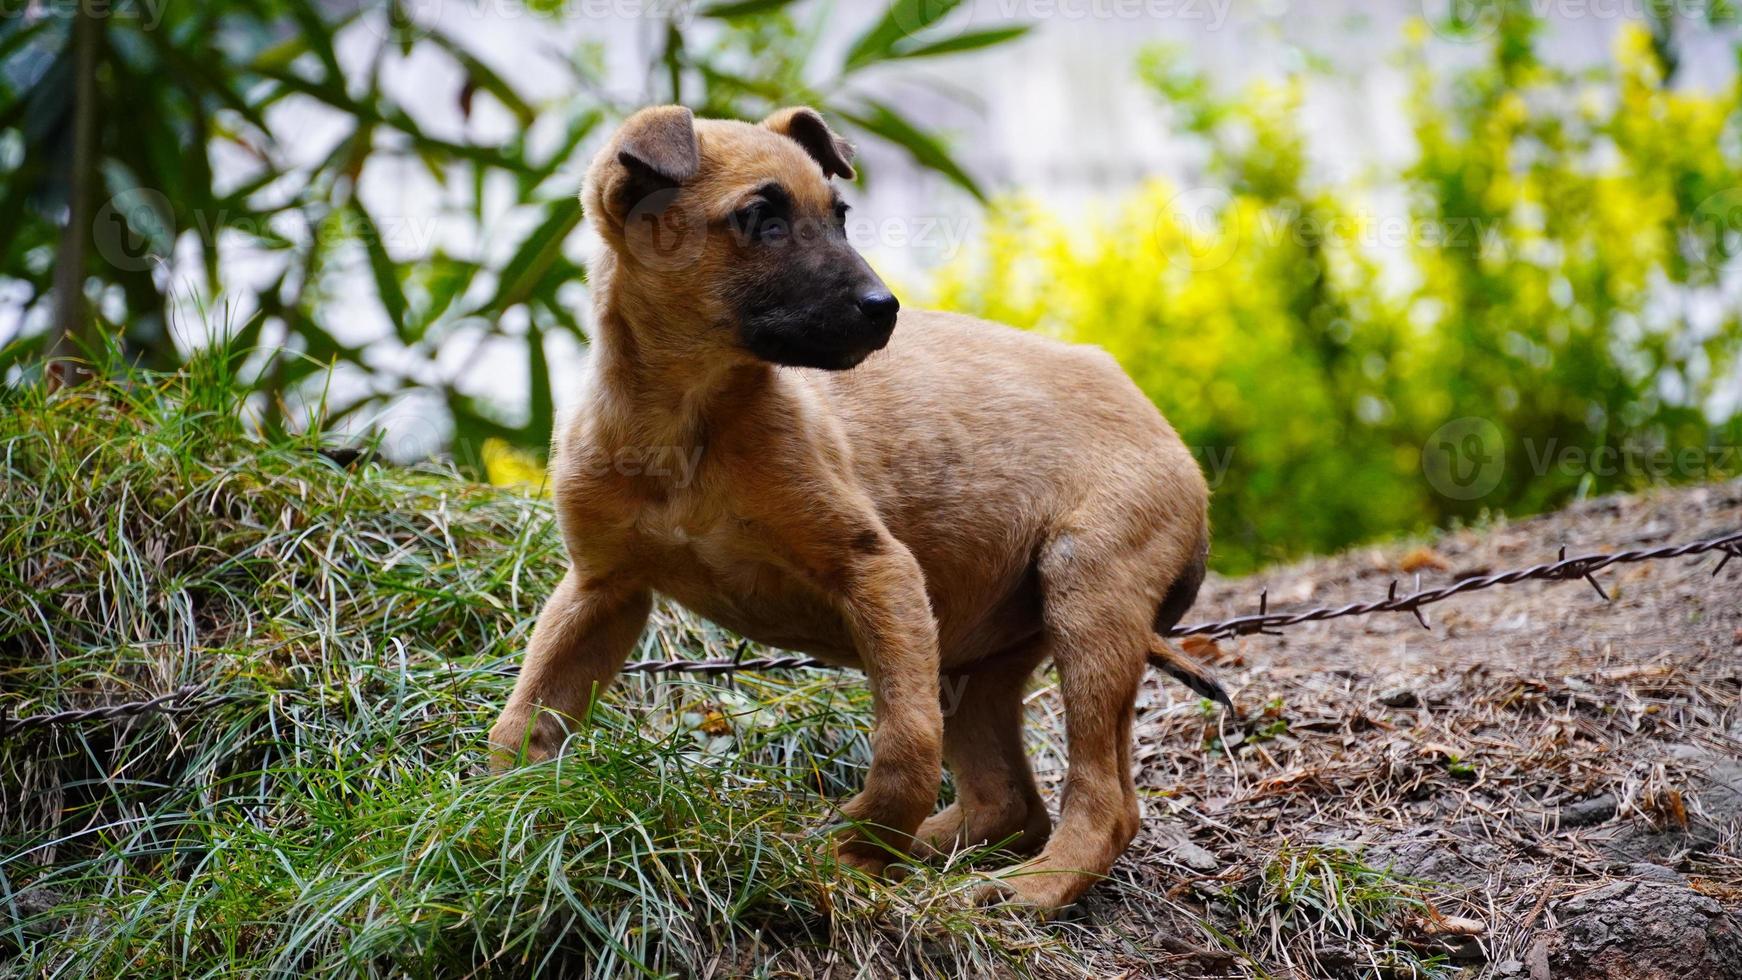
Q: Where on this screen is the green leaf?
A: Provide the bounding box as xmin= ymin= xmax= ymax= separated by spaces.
xmin=0 ymin=169 xmax=37 ymax=269
xmin=286 ymin=0 xmax=346 ymax=84
xmin=0 ymin=18 xmax=49 ymax=70
xmin=844 ymin=0 xmax=964 ymax=71
xmin=517 ymin=107 xmax=603 ymax=197
xmin=888 ymin=24 xmax=1030 ymax=59
xmin=839 ymin=100 xmax=984 ymax=201
xmin=407 ymin=254 xmax=481 ymax=343
xmin=698 ymin=0 xmax=803 ymax=17
xmin=477 ymin=198 xmax=584 ymax=317
xmin=273 ymin=315 xmax=366 ymax=392
xmin=252 ymin=67 xmax=530 ymax=173
xmin=140 ymin=24 xmax=273 ymax=134
xmin=423 ymin=30 xmax=538 ymax=126
xmin=347 ymin=199 xmax=409 ymax=331
xmin=524 ymin=309 xmax=553 ymax=445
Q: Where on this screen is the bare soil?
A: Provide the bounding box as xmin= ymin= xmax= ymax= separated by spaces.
xmin=1035 ymin=480 xmax=1742 ymax=978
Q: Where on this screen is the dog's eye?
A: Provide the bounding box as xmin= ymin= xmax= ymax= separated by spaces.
xmin=731 ymin=203 xmax=789 ymax=244
xmin=833 ymin=201 xmax=850 ymax=228
xmin=730 ymin=204 xmax=762 ymax=236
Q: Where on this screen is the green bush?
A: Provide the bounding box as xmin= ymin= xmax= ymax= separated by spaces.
xmin=927 ymin=15 xmax=1742 ymax=571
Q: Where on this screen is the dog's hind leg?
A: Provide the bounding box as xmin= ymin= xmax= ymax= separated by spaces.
xmin=913 ymin=640 xmax=1052 ymax=860
xmin=978 ymin=525 xmax=1175 ymax=910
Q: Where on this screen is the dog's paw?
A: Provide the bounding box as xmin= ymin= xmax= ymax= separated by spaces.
xmin=913 ymin=801 xmax=1052 ymax=862
xmin=967 ymin=863 xmax=1086 ymax=916
xmin=486 ymin=708 xmax=564 ymax=771
xmin=966 ymin=877 xmax=1018 ymax=907
xmin=910 ymin=806 xmax=963 ymax=860
xmin=834 ymin=847 xmax=891 ymax=880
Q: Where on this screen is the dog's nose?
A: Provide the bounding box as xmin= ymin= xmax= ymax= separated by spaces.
xmin=856 ymin=290 xmax=899 ymax=326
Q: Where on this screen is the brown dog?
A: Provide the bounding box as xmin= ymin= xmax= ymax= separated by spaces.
xmin=488 ymin=105 xmax=1225 ymax=911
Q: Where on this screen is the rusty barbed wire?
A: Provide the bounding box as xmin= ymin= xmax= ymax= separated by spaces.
xmin=622 ymin=654 xmax=829 ymax=675
xmin=1168 ymin=527 xmax=1742 ymax=641
xmin=0 ymin=683 xmax=240 ymax=737
xmin=3 ymin=528 xmax=1736 ymax=736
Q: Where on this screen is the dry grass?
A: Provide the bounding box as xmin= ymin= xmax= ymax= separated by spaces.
xmin=1046 ymin=481 xmax=1742 ymax=977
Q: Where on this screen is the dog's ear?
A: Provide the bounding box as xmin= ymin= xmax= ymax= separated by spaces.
xmin=617 ymin=105 xmax=700 ymax=186
xmin=601 ymin=105 xmax=700 ymax=219
xmin=761 ymin=107 xmax=855 ymax=181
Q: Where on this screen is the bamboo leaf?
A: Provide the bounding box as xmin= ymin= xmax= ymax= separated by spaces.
xmin=844 ymin=0 xmax=964 ymax=71
xmin=524 ymin=309 xmax=553 ymax=444
xmin=698 ymin=0 xmax=803 ymax=17
xmin=477 ymin=198 xmax=584 ymax=317
xmin=839 ymin=100 xmax=984 ymax=201
xmin=888 ymin=24 xmax=1030 ymax=59
xmin=347 ymin=199 xmax=409 ymax=332
xmin=422 ymin=30 xmax=537 ymax=126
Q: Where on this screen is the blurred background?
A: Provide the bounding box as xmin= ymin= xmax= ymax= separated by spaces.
xmin=2 ymin=0 xmax=1740 ymax=570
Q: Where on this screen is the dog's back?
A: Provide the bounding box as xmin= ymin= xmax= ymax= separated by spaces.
xmin=805 ymin=308 xmax=1210 ymax=670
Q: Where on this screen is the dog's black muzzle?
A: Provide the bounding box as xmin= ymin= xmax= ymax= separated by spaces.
xmin=740 ymin=246 xmax=899 ymax=371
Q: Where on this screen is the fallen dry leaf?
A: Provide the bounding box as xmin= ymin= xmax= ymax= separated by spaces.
xmin=1399 ymin=547 xmax=1451 ymax=573
xmin=1691 ymin=877 xmax=1742 ymax=902
xmin=1643 ymin=787 xmax=1689 ymax=829
xmin=1181 ymin=635 xmax=1239 ymax=666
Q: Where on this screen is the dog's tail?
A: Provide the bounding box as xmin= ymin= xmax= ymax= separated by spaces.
xmin=1147 ymin=635 xmax=1232 ymax=709
xmin=1148 ymin=532 xmax=1233 ymax=709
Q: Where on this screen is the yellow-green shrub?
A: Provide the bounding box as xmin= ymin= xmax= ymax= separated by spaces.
xmin=928 ymin=16 xmax=1742 ymax=572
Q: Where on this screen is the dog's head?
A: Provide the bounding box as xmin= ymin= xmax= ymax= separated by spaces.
xmin=584 ymin=106 xmax=898 ymax=371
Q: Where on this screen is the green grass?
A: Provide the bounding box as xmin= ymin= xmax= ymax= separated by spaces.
xmin=1 ymin=354 xmax=1466 ymax=978
xmin=0 ymin=354 xmax=1087 ymax=977
xmin=1232 ymin=846 xmax=1452 ymax=978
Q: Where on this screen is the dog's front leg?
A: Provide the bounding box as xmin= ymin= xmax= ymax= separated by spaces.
xmin=489 ymin=570 xmax=651 ymax=769
xmin=832 ymin=535 xmax=943 ymax=875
